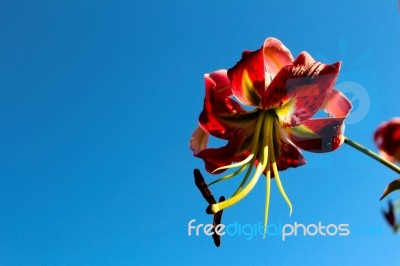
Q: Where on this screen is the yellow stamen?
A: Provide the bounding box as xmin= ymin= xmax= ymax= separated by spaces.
xmin=269 ymin=131 xmax=293 ymax=216
xmin=212 ymin=154 xmax=254 ymax=173
xmin=208 ymin=111 xmax=265 ymax=189
xmin=210 ymin=157 xmax=265 ymax=213
xmin=261 ymin=112 xmax=273 ymax=236
xmin=249 ymin=111 xmax=266 ymax=154
xmin=232 ymin=147 xmax=257 ymax=196
xmin=264 ymin=167 xmax=271 ymax=237
xmin=208 ymin=110 xmax=294 ymax=228
xmin=232 ymin=111 xmax=266 ymax=195
xmin=210 ymin=112 xmax=268 ymax=213
xmin=208 ymin=164 xmax=248 ymax=186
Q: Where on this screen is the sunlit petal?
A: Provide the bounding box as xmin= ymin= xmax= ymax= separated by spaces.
xmin=228 ymin=48 xmax=265 ymax=106
xmin=287 ymin=90 xmax=352 ymax=153
xmin=263 ymin=37 xmax=294 ymax=85
xmin=261 ymin=52 xmax=341 ymax=127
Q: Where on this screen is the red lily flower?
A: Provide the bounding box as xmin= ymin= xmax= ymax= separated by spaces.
xmin=374 ymin=118 xmax=400 ymax=163
xmin=374 ymin=118 xmax=400 ymax=203
xmin=190 ymin=37 xmax=352 ymax=231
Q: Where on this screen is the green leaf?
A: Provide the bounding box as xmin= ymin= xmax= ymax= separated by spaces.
xmin=380 ymin=178 xmax=400 ymax=200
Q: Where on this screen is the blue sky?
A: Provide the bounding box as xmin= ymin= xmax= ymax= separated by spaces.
xmin=1 ymin=0 xmax=400 ymax=265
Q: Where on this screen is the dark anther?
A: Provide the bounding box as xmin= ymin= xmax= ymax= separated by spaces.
xmin=383 ymin=200 xmax=396 ymax=229
xmin=212 ymin=196 xmax=225 ymax=247
xmin=194 ymin=169 xmax=226 ymax=247
xmin=194 ymin=169 xmax=216 ymax=205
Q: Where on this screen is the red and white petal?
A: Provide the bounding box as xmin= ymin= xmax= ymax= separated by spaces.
xmin=286 ymin=90 xmax=352 ymax=153
xmin=199 ymin=109 xmax=258 ymax=140
xmin=227 ymin=48 xmax=265 ymax=106
xmin=275 ymin=141 xmax=306 ymax=172
xmin=287 ymin=118 xmax=346 ymax=153
xmin=190 ymin=118 xmax=256 ymax=174
xmin=261 ymin=52 xmax=341 ymax=127
xmin=203 ymin=70 xmax=245 ymax=116
xmin=272 ymin=121 xmax=306 ymax=172
xmin=195 ymin=135 xmax=252 ymax=174
xmin=190 ymin=126 xmax=209 ymax=155
xmin=323 ymin=90 xmax=352 ymax=118
xmin=207 ymin=70 xmax=232 ymax=98
xmin=263 ymin=37 xmax=294 ymax=86
xmin=200 ymin=70 xmax=259 ymax=140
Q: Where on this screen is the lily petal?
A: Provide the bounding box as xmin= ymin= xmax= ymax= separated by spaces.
xmin=227 ymin=38 xmax=294 ymax=106
xmin=227 ymin=47 xmax=265 ymax=106
xmin=189 ymin=118 xmax=251 ymax=174
xmin=199 ymin=109 xmax=259 ymax=141
xmin=207 ymin=70 xmax=232 ymax=97
xmin=203 ymin=70 xmax=244 ymax=115
xmin=287 ymin=90 xmax=352 ymax=153
xmin=263 ymin=37 xmax=294 ymax=86
xmin=190 ymin=126 xmax=209 ymax=155
xmin=199 ymin=70 xmax=259 ymax=140
xmin=193 ymin=70 xmax=260 ymax=174
xmin=276 ymin=140 xmax=306 ymax=172
xmin=195 ymin=135 xmax=252 ymax=174
xmin=273 ymin=120 xmax=306 ymax=172
xmin=261 ymin=52 xmax=341 ymax=127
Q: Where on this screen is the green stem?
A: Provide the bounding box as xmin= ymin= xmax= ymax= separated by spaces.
xmin=344 ymin=137 xmax=400 ymax=174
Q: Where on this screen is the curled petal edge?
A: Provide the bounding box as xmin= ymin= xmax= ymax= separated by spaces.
xmin=286 ymin=89 xmax=352 ymax=153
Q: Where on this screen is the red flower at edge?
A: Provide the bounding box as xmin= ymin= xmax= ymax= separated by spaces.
xmin=190 ymin=37 xmax=352 ymax=232
xmin=374 ymin=118 xmax=400 ymax=163
xmin=374 ymin=118 xmax=400 ymax=211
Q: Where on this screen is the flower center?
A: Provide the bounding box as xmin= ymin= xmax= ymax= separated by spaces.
xmin=207 ymin=110 xmax=293 ymax=235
